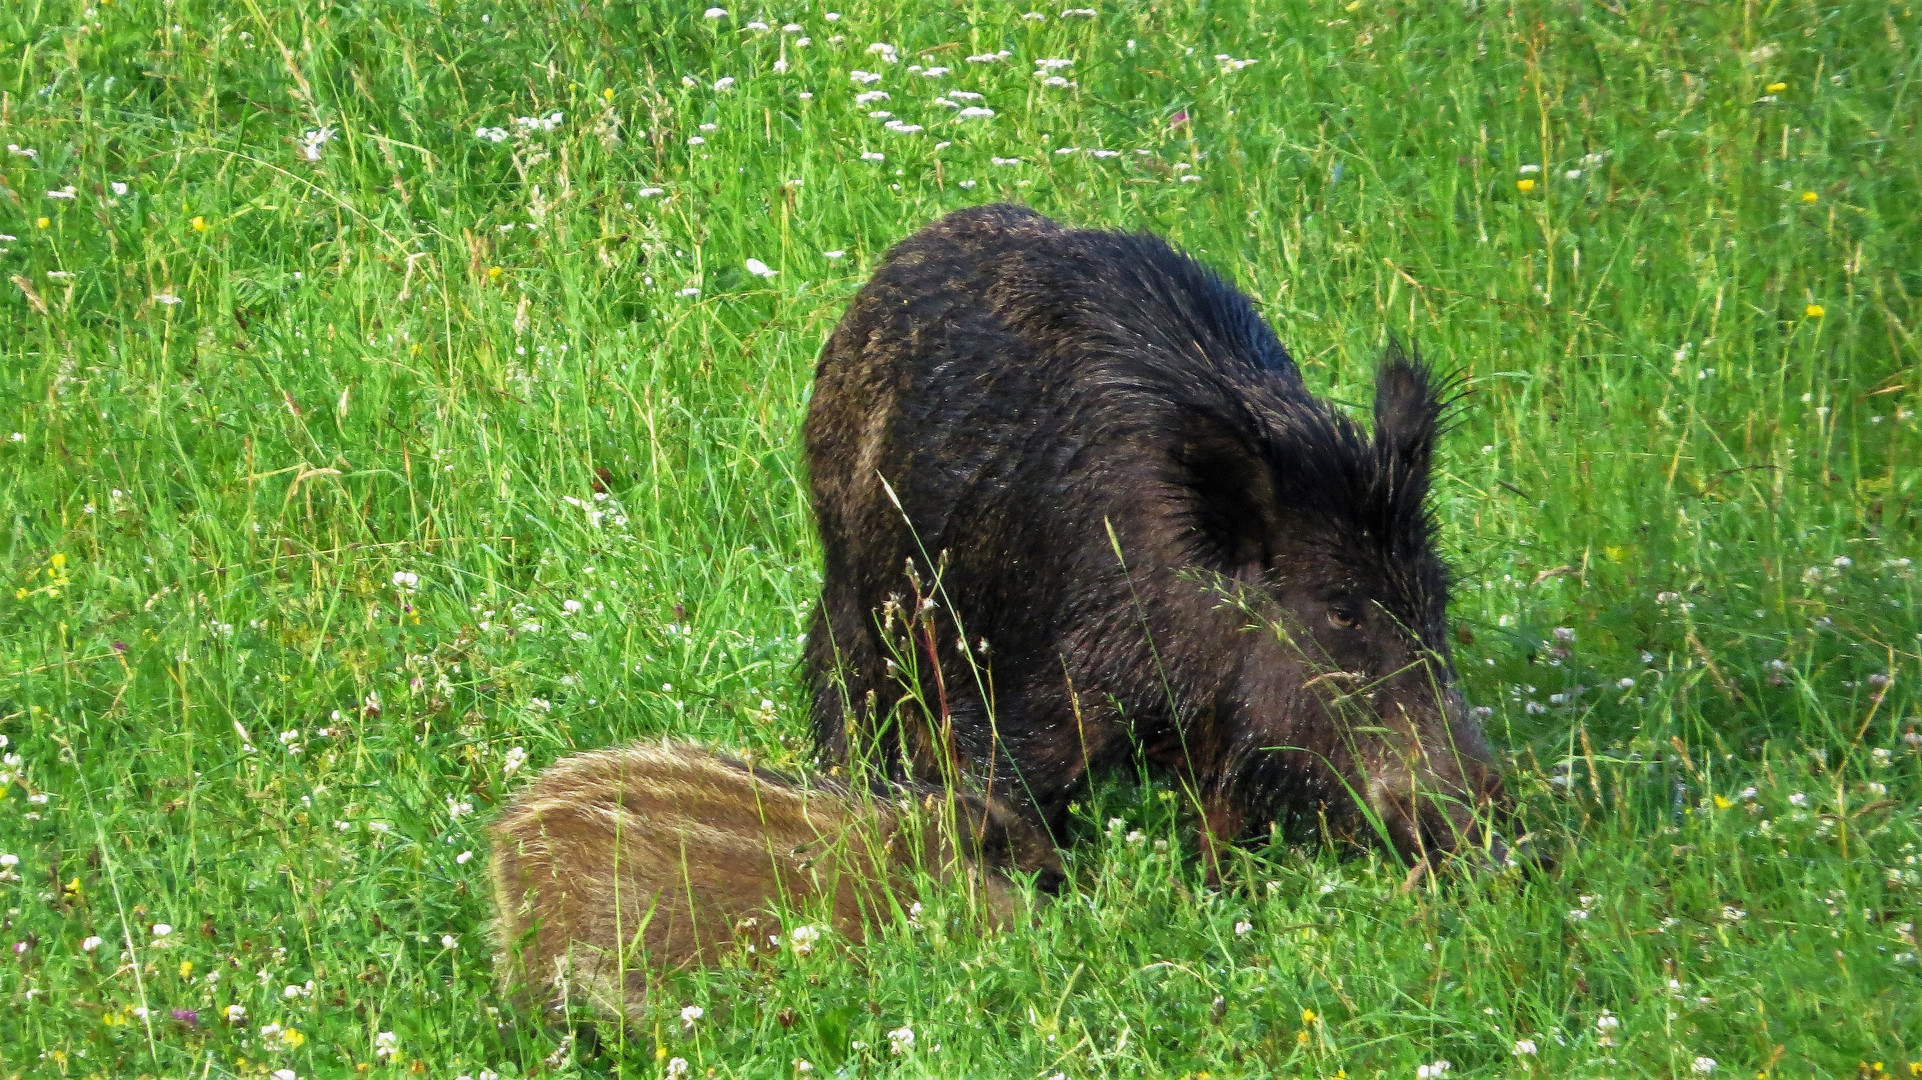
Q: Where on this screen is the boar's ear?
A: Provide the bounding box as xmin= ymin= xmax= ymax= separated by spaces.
xmin=1177 ymin=419 xmax=1281 ymax=582
xmin=1371 ymin=339 xmax=1446 ymax=485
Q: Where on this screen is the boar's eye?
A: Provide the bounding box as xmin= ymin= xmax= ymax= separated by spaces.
xmin=1326 ymin=605 xmax=1363 ymax=631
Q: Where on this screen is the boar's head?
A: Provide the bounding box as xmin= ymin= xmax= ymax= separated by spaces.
xmin=1175 ymin=342 xmax=1505 ymax=866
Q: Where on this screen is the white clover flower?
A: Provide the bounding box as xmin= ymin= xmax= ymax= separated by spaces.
xmin=790 ymin=924 xmax=821 ymax=954
xmin=1416 ymin=1062 xmax=1451 ymax=1079
xmin=1233 ymin=920 xmax=1252 ymax=936
xmin=887 ymin=1026 xmax=915 ymax=1054
xmin=1789 ymin=792 xmax=1807 ymax=806
xmin=226 ymin=1003 xmax=248 ymax=1023
xmin=81 ymin=935 xmax=103 ymax=952
xmin=475 ymin=126 xmax=508 ymax=142
xmin=667 ymin=1059 xmax=689 ymax=1080
xmin=502 ymin=746 xmax=528 ymax=777
xmin=1512 ymin=1038 xmax=1537 ymax=1056
xmin=456 ymin=850 xmax=474 ymax=865
xmin=681 ymin=1004 xmax=704 ymax=1026
xmin=373 ymin=1031 xmax=399 ymax=1061
xmin=714 ymin=76 xmax=736 ymax=91
xmin=299 ymin=127 xmax=335 ymax=161
xmin=152 ymin=923 xmax=173 ymax=938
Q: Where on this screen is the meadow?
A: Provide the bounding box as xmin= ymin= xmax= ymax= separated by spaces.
xmin=2 ymin=0 xmax=1919 ymax=1075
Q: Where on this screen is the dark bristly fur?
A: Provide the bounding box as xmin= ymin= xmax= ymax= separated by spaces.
xmin=489 ymin=741 xmax=1061 ymax=1025
xmin=803 ymin=204 xmax=1505 ymax=870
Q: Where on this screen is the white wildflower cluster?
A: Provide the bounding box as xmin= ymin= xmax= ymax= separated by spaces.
xmin=559 ymin=491 xmax=630 ymax=530
xmin=1034 ymin=57 xmax=1074 ymax=87
xmin=967 ymin=50 xmax=1012 ymax=63
xmin=1215 ymin=54 xmax=1257 ymax=72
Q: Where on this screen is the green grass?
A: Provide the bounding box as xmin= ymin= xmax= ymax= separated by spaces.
xmin=2 ymin=0 xmax=1919 ymax=1075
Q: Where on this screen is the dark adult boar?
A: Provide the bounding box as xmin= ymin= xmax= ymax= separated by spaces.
xmin=803 ymin=204 xmax=1504 ymax=869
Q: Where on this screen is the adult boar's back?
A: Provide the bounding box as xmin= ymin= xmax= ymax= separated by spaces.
xmin=803 ymin=204 xmax=1503 ymax=869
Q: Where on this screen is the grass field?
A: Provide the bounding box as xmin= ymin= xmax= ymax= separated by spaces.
xmin=3 ymin=0 xmax=1920 ymax=1075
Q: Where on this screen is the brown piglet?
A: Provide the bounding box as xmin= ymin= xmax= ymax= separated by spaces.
xmin=489 ymin=741 xmax=1061 ymax=1023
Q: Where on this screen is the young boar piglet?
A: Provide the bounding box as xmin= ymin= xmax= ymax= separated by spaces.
xmin=805 ymin=204 xmax=1508 ymax=874
xmin=489 ymin=741 xmax=1061 ymax=1024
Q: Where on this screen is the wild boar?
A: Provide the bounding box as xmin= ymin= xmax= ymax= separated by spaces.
xmin=489 ymin=741 xmax=1061 ymax=1023
xmin=803 ymin=203 xmax=1504 ymax=871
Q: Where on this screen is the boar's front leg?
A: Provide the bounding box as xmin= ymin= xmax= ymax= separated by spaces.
xmin=1197 ymin=798 xmax=1247 ymax=886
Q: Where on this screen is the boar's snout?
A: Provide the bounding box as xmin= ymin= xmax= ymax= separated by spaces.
xmin=1354 ymin=683 xmax=1508 ymax=865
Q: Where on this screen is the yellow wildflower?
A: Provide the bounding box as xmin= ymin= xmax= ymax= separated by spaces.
xmin=36 ymin=216 xmax=50 ymax=228
xmin=487 ymin=266 xmax=503 ymax=281
xmin=1802 ymin=191 xmax=1818 ymax=203
xmin=1765 ymin=81 xmax=1786 ymax=93
xmin=603 ymin=88 xmax=615 ymax=101
xmin=1302 ymin=1008 xmax=1317 ymax=1024
xmin=1713 ymin=794 xmax=1731 ymax=810
xmin=1805 ymin=304 xmax=1825 ymax=318
xmin=1516 ymin=178 xmax=1536 ymax=192
xmin=191 ymin=216 xmax=207 ymax=232
xmin=50 ymin=552 xmax=65 ymax=569
xmin=284 ymin=1028 xmax=306 ymax=1048
xmin=178 ymin=960 xmax=194 ymax=979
